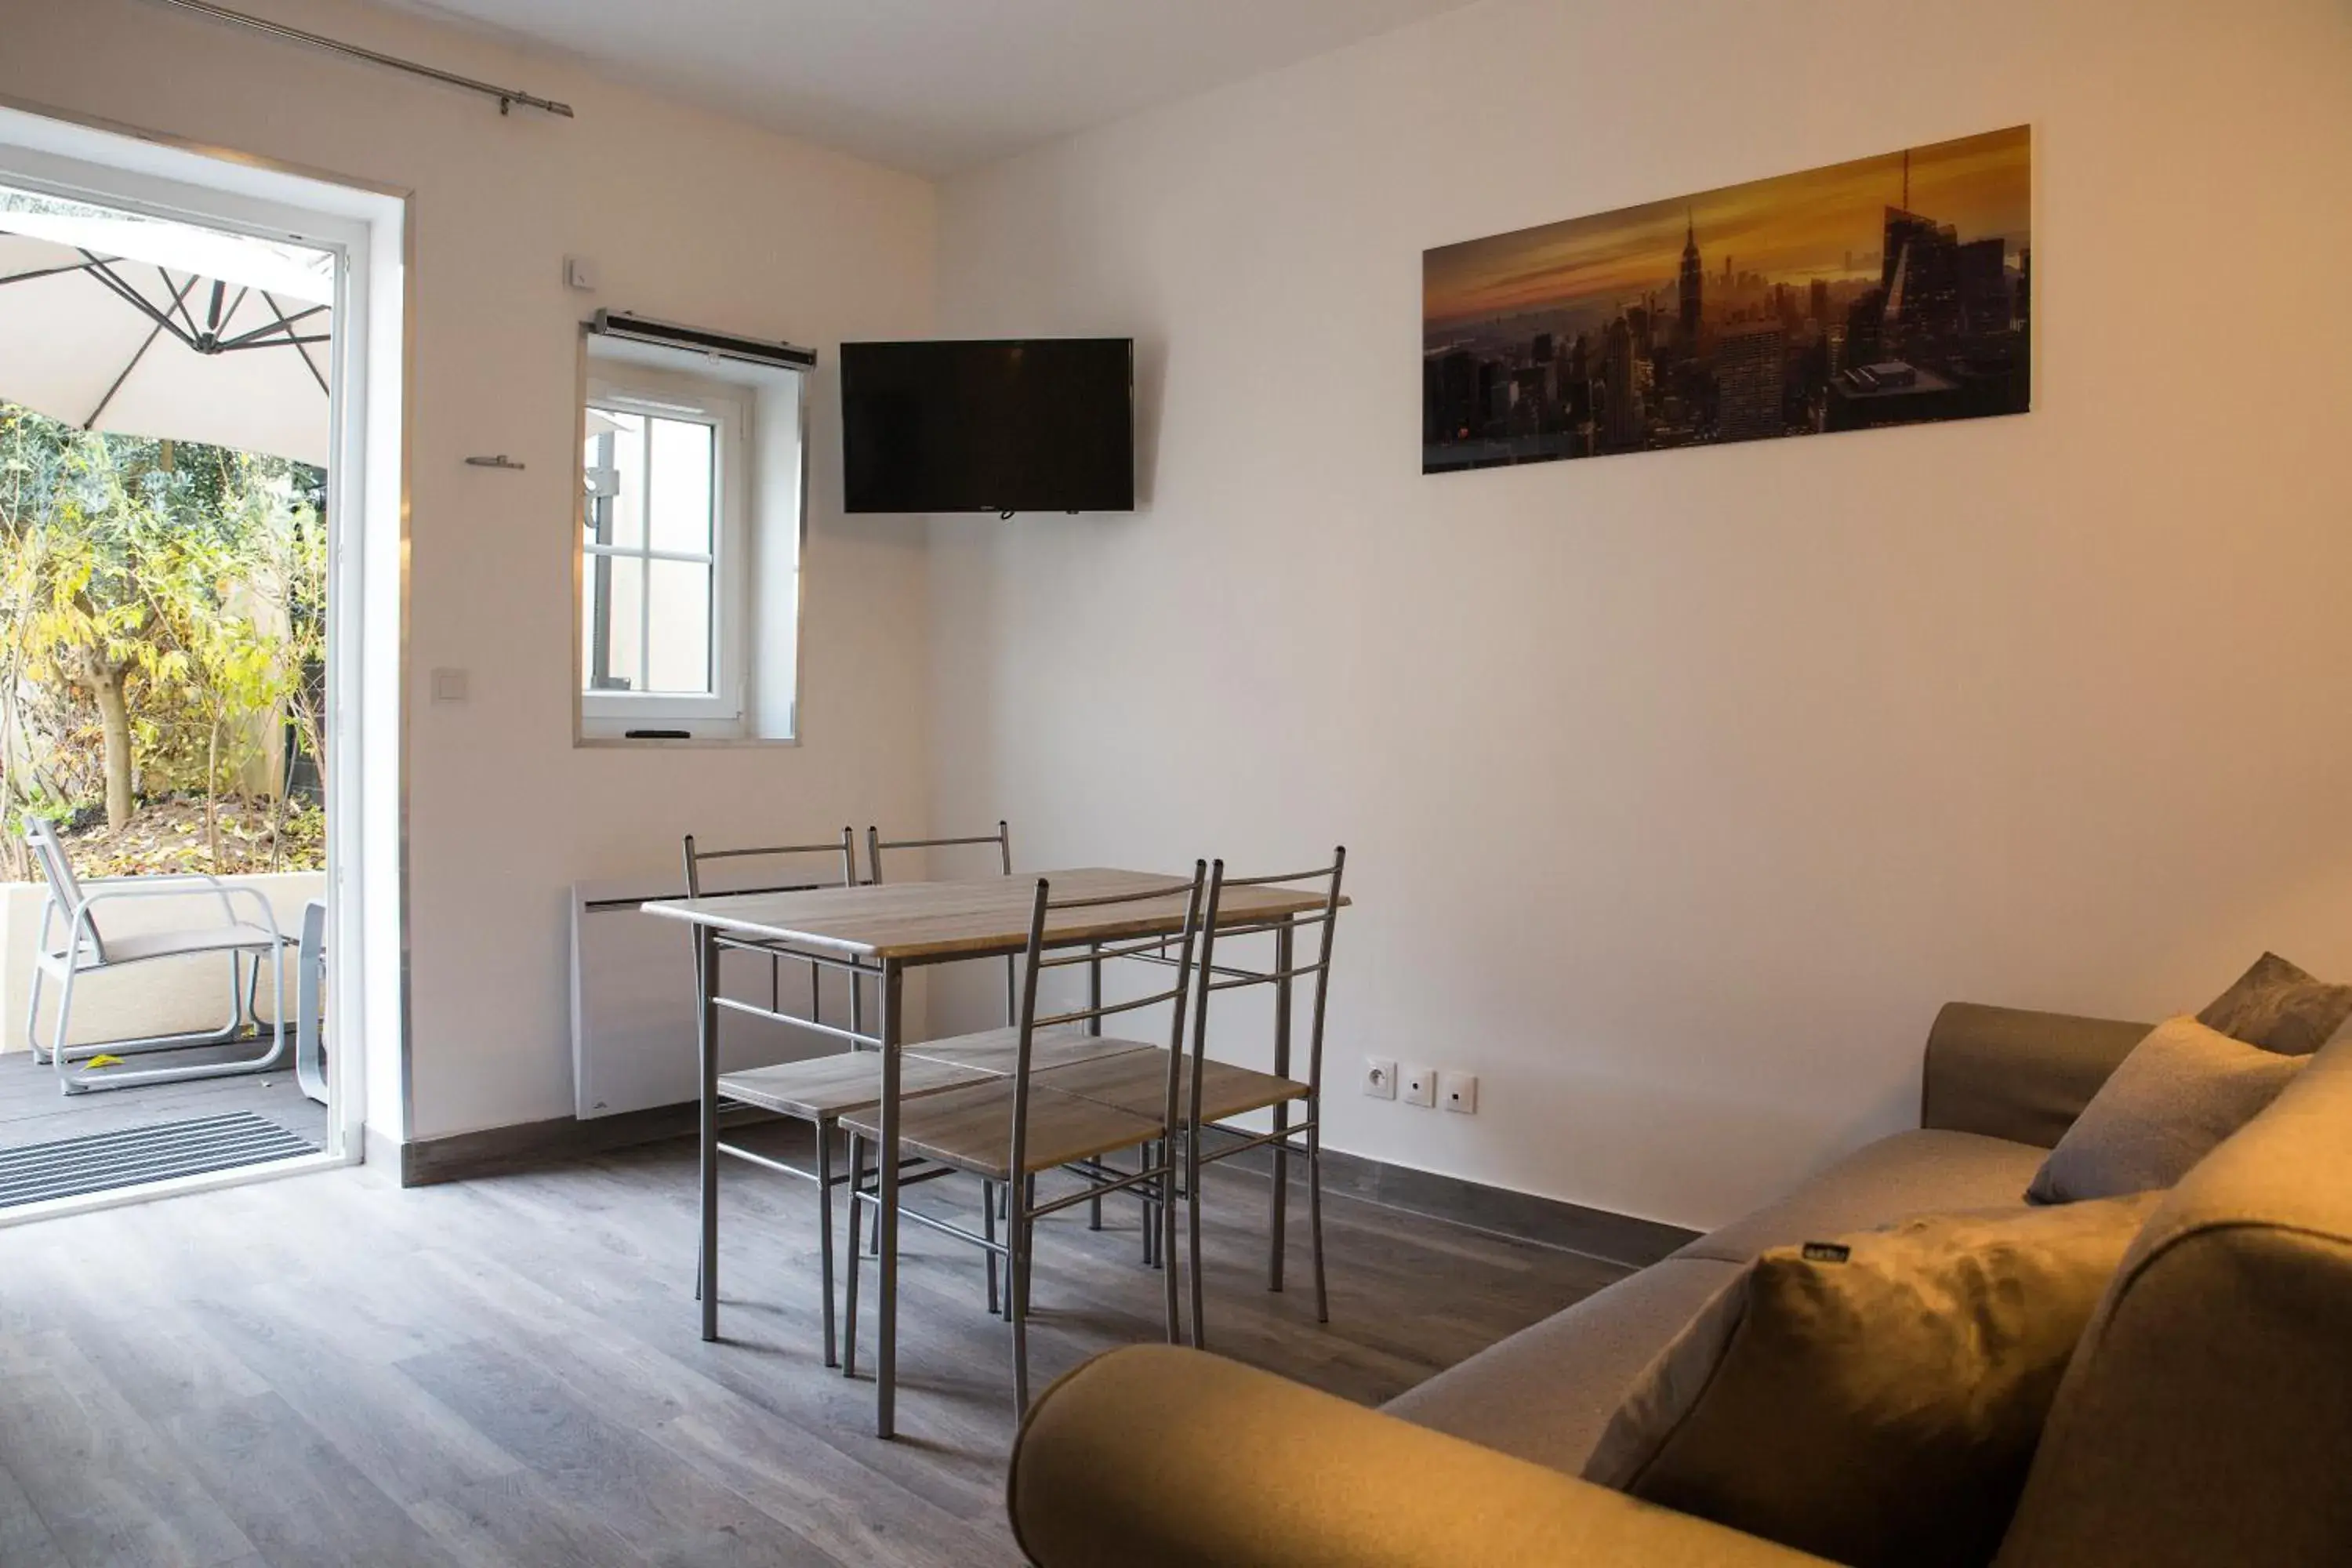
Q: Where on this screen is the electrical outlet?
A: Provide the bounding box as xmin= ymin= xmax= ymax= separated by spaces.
xmin=1440 ymin=1072 xmax=1479 ymax=1114
xmin=1363 ymin=1057 xmax=1398 ymax=1099
xmin=1402 ymin=1065 xmax=1437 ymax=1108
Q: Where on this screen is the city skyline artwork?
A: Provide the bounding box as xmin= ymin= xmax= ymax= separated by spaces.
xmin=1424 ymin=125 xmax=2031 ymax=473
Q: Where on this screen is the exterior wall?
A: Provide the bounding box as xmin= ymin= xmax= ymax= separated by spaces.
xmin=2 ymin=872 xmax=324 ymax=1055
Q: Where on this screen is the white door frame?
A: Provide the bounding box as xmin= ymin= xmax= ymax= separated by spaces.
xmin=0 ymin=97 xmax=409 ymax=1222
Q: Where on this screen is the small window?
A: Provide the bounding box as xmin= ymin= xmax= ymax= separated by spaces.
xmin=577 ymin=339 xmax=802 ymax=742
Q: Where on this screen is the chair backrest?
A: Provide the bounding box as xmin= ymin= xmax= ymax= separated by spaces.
xmin=1187 ymin=851 xmax=1346 ymax=1120
xmin=681 ymin=827 xmax=856 ymax=898
xmin=681 ymin=827 xmax=859 ymax=1036
xmin=1010 ymin=867 xmax=1207 ymax=1175
xmin=869 ymin=822 xmax=1018 ymax=1022
xmin=866 ymin=822 xmax=1012 ymax=886
xmin=23 ymin=817 xmax=102 ymax=961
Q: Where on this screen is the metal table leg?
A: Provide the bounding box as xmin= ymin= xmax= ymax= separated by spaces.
xmin=698 ymin=921 xmax=720 ymax=1341
xmin=1268 ymin=916 xmax=1294 ymax=1292
xmin=876 ymin=959 xmax=904 ymax=1439
xmin=1087 ymin=942 xmax=1105 ymax=1236
xmin=817 ymin=1117 xmax=838 ymax=1368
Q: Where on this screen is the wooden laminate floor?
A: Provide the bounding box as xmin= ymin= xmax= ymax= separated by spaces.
xmin=0 ymin=1126 xmax=1632 ymax=1566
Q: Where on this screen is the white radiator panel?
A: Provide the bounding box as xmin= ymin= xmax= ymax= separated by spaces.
xmin=569 ymin=875 xmax=852 ymax=1120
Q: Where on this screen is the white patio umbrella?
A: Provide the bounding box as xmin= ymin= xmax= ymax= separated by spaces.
xmin=0 ymin=195 xmax=335 ymax=466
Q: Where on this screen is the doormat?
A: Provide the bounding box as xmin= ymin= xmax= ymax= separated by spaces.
xmin=0 ymin=1111 xmax=319 ymax=1209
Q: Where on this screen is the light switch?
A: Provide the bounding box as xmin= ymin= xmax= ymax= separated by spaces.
xmin=430 ymin=668 xmax=469 ymax=703
xmin=564 ymin=254 xmax=598 ymax=290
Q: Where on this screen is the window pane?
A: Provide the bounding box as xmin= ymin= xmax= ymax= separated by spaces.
xmin=648 ymin=416 xmax=715 ymax=555
xmin=645 ymin=558 xmax=713 ymax=695
xmin=583 ymin=554 xmax=644 ymax=693
xmin=588 ymin=408 xmax=647 ymax=549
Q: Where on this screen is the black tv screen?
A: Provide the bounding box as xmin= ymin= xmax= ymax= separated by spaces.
xmin=840 ymin=339 xmax=1135 ymax=514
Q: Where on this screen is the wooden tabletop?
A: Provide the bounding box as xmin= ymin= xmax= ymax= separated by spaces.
xmin=640 ymin=867 xmax=1335 ymax=962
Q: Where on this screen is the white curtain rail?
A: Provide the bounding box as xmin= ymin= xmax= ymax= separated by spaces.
xmin=147 ymin=0 xmax=577 ymax=119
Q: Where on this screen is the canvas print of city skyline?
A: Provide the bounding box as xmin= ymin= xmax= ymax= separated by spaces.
xmin=1424 ymin=125 xmax=2031 ymax=473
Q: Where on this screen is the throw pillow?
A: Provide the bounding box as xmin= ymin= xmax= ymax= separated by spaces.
xmin=2195 ymin=951 xmax=2352 ymax=1055
xmin=1583 ymin=1192 xmax=2162 ymax=1568
xmin=2026 ymin=1014 xmax=2306 ymax=1204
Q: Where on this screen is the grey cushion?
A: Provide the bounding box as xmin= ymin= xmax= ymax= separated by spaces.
xmin=2196 ymin=951 xmax=2352 ymax=1056
xmin=1384 ymin=1258 xmax=1743 ymax=1474
xmin=1585 ymin=1193 xmax=2162 ymax=1568
xmin=1675 ymin=1129 xmax=2048 ymax=1266
xmin=2027 ymin=1015 xmax=2307 ymax=1204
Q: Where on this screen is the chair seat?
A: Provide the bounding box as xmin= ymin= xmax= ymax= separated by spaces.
xmin=1042 ymin=1047 xmax=1305 ymax=1123
xmin=840 ymin=1079 xmax=1164 ymax=1183
xmin=903 ymin=1022 xmax=1158 ymax=1076
xmin=40 ymin=922 xmax=288 ymax=973
xmin=718 ymin=1052 xmax=993 ymax=1120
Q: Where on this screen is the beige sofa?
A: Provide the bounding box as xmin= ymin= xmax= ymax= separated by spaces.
xmin=1008 ymin=1003 xmax=2352 ymax=1566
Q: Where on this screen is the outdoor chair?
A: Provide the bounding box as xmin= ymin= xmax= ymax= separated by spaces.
xmin=20 ymin=816 xmax=294 ymax=1096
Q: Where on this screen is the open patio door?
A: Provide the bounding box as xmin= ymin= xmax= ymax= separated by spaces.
xmin=0 ymin=105 xmax=405 ymax=1223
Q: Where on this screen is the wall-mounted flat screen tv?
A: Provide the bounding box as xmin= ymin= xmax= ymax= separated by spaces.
xmin=840 ymin=338 xmax=1135 ymax=514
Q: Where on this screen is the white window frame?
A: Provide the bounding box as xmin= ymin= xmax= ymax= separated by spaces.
xmin=579 ymin=356 xmax=750 ymax=737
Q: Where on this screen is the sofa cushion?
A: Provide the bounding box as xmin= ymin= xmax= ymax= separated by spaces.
xmin=1586 ymin=1192 xmax=2162 ymax=1568
xmin=1995 ymin=1036 xmax=2352 ymax=1567
xmin=1384 ymin=1257 xmax=1743 ymax=1474
xmin=2026 ymin=1015 xmax=2306 ymax=1204
xmin=2195 ymin=951 xmax=2352 ymax=1056
xmin=1675 ymin=1129 xmax=2048 ymax=1266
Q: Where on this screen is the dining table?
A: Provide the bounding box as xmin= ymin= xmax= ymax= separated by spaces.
xmin=641 ymin=866 xmax=1334 ymax=1438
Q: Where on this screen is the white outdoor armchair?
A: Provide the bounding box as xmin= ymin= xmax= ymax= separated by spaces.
xmin=20 ymin=815 xmax=293 ymax=1096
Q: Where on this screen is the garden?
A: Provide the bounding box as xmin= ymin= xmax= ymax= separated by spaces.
xmin=0 ymin=399 xmax=327 ymax=882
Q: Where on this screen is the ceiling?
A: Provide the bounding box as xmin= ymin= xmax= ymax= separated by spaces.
xmin=400 ymin=0 xmax=1481 ymax=176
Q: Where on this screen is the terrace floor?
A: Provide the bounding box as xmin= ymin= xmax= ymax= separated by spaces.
xmin=0 ymin=1040 xmax=328 ymax=1208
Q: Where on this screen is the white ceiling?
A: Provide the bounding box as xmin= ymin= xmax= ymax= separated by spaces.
xmin=400 ymin=0 xmax=1481 ymax=176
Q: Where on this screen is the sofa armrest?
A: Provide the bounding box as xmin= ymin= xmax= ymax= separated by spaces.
xmin=1008 ymin=1345 xmax=1834 ymax=1568
xmin=1921 ymin=1002 xmax=2153 ymax=1149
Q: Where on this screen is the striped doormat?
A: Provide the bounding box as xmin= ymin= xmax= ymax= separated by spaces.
xmin=0 ymin=1112 xmax=320 ymax=1209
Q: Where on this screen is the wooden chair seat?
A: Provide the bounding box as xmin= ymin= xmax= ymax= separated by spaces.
xmin=902 ymin=1022 xmax=1157 ymax=1076
xmin=718 ymin=1052 xmax=993 ymax=1120
xmin=1041 ymin=1047 xmax=1305 ymax=1124
xmin=840 ymin=1079 xmax=1163 ymax=1184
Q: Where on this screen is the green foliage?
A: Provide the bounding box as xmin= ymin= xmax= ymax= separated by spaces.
xmin=0 ymin=401 xmax=327 ymax=877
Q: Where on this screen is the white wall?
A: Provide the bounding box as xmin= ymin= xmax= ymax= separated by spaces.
xmin=929 ymin=0 xmax=2352 ymax=1229
xmin=2 ymin=0 xmax=938 ymax=1140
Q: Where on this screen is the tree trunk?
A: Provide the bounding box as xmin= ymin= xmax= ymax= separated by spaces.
xmin=305 ymin=710 xmax=328 ymax=798
xmin=90 ymin=662 xmax=133 ymax=830
xmin=205 ymin=717 xmax=222 ymax=868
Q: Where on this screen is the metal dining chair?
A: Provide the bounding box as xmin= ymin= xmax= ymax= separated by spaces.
xmin=21 ymin=815 xmax=294 ymax=1095
xmin=839 ymin=866 xmax=1207 ymax=1415
xmin=690 ymin=828 xmax=992 ymax=1367
xmin=1043 ymin=850 xmax=1346 ymax=1348
xmin=867 ymin=821 xmax=1035 ymax=1256
xmin=866 ymin=820 xmax=1017 ymax=1016
xmin=869 ymin=821 xmax=1163 ymax=1258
